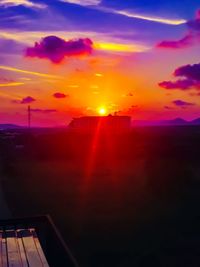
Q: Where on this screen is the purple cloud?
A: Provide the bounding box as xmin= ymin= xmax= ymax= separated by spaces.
xmin=31 ymin=109 xmax=57 ymax=113
xmin=174 ymin=63 xmax=200 ymax=82
xmin=53 ymin=92 xmax=69 ymax=98
xmin=12 ymin=96 xmax=36 ymax=104
xmin=157 ymin=34 xmax=193 ymax=49
xmin=159 ymin=63 xmax=200 ymax=91
xmin=21 ymin=96 xmax=36 ymax=104
xmin=26 ymin=36 xmax=93 ymax=63
xmin=173 ymin=100 xmax=195 ymax=107
xmin=159 ymin=79 xmax=198 ymax=90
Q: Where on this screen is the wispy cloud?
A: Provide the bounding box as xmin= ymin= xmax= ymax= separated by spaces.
xmin=0 ymin=82 xmax=24 ymax=87
xmin=0 ymin=91 xmax=22 ymax=99
xmin=95 ymin=42 xmax=150 ymax=53
xmin=60 ymin=0 xmax=101 ymax=6
xmin=109 ymin=9 xmax=186 ymax=25
xmin=68 ymin=85 xmax=79 ymax=88
xmin=60 ymin=0 xmax=186 ymax=25
xmin=0 ymin=0 xmax=46 ymax=9
xmin=0 ymin=65 xmax=62 ymax=79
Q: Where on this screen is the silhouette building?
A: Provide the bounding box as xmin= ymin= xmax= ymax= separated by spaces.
xmin=68 ymin=115 xmax=131 ymax=133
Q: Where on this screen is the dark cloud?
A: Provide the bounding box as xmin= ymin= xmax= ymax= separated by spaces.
xmin=172 ymin=99 xmax=195 ymax=107
xmin=26 ymin=36 xmax=93 ymax=63
xmin=159 ymin=79 xmax=198 ymax=90
xmin=159 ymin=63 xmax=200 ymax=91
xmin=53 ymin=92 xmax=69 ymax=98
xmin=157 ymin=34 xmax=193 ymax=49
xmin=174 ymin=63 xmax=200 ymax=81
xmin=21 ymin=96 xmax=36 ymax=104
xmin=31 ymin=108 xmax=57 ymax=113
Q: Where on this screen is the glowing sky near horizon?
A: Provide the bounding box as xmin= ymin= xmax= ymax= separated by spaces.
xmin=0 ymin=0 xmax=200 ymax=126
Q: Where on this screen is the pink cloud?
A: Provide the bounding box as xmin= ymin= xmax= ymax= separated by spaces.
xmin=157 ymin=34 xmax=193 ymax=49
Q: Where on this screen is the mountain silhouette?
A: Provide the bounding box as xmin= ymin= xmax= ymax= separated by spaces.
xmin=0 ymin=124 xmax=22 ymax=130
xmin=133 ymin=118 xmax=200 ymax=126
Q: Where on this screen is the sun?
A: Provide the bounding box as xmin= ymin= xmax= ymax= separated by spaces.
xmin=98 ymin=106 xmax=107 ymax=116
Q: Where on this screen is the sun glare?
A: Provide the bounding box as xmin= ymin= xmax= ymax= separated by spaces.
xmin=98 ymin=106 xmax=107 ymax=116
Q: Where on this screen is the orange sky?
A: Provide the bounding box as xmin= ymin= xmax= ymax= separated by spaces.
xmin=0 ymin=0 xmax=200 ymax=126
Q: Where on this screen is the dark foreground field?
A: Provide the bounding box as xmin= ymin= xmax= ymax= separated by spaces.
xmin=1 ymin=126 xmax=200 ymax=266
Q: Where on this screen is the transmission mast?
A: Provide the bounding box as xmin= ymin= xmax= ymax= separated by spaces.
xmin=28 ymin=105 xmax=31 ymax=129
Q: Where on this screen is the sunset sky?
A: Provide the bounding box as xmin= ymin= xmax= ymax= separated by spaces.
xmin=0 ymin=0 xmax=200 ymax=126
